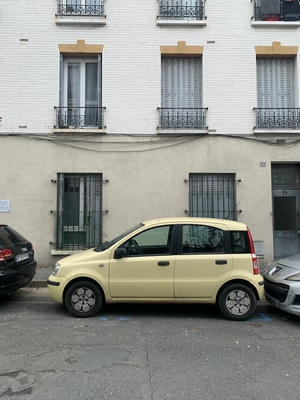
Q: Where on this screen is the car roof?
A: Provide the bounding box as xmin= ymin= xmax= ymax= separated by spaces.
xmin=142 ymin=217 xmax=248 ymax=230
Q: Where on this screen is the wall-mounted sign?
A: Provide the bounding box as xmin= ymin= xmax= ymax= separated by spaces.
xmin=0 ymin=200 xmax=10 ymax=213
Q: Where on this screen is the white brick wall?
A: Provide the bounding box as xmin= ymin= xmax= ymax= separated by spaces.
xmin=2 ymin=1 xmax=300 ymax=135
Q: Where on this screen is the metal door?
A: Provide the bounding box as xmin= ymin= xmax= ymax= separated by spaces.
xmin=273 ymin=188 xmax=300 ymax=258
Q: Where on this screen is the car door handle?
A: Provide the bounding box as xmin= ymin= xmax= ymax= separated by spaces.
xmin=215 ymin=260 xmax=227 ymax=265
xmin=158 ymin=261 xmax=170 ymax=266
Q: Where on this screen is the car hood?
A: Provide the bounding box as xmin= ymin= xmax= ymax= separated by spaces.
xmin=266 ymin=254 xmax=300 ymax=280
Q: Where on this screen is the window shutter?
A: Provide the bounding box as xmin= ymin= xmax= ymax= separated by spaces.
xmin=97 ymin=53 xmax=102 ymax=107
xmin=59 ymin=54 xmax=64 ymax=107
xmin=162 ymin=57 xmax=202 ymax=108
xmin=257 ymin=58 xmax=295 ymax=108
xmin=57 ymin=173 xmax=64 ymax=247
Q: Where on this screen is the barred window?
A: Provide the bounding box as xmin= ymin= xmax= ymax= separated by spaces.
xmin=189 ymin=174 xmax=237 ymax=220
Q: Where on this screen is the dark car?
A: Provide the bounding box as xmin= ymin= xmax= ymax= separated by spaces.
xmin=0 ymin=224 xmax=36 ymax=295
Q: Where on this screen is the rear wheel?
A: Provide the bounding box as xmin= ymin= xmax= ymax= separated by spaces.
xmin=218 ymin=284 xmax=257 ymax=321
xmin=64 ymin=280 xmax=103 ymax=318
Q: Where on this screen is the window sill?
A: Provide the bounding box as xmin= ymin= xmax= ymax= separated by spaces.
xmin=157 ymin=128 xmax=208 ymax=135
xmin=156 ymin=18 xmax=207 ymax=26
xmin=55 ymin=15 xmax=106 ymax=25
xmin=251 ymin=20 xmax=300 ymax=28
xmin=254 ymin=128 xmax=300 ymax=134
xmin=53 ymin=128 xmax=106 ymax=134
xmin=51 ymin=249 xmax=82 ymax=256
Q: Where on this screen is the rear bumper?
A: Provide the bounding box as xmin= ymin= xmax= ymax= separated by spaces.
xmin=0 ymin=260 xmax=37 ymax=295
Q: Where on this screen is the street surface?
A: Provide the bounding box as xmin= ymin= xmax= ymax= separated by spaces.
xmin=0 ymin=288 xmax=300 ymax=400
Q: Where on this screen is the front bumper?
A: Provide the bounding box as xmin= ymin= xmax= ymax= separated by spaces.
xmin=47 ymin=275 xmax=67 ymax=303
xmin=265 ymin=278 xmax=300 ymax=316
xmin=0 ymin=260 xmax=37 ymax=295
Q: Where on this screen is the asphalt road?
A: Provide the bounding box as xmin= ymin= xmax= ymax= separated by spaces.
xmin=0 ymin=288 xmax=300 ymax=400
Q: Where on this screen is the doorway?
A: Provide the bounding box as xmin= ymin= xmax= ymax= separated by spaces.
xmin=272 ymin=164 xmax=300 ymax=258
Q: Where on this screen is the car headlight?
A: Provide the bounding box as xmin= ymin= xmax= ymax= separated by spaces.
xmin=52 ymin=263 xmax=61 ymax=276
xmin=286 ymin=273 xmax=300 ymax=281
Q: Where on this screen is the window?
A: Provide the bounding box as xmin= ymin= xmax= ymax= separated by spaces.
xmin=256 ymin=57 xmax=298 ymax=128
xmin=57 ymin=0 xmax=104 ymax=16
xmin=121 ymin=226 xmax=173 ymax=256
xmin=230 ymin=231 xmax=251 ymax=254
xmin=158 ymin=0 xmax=204 ymax=20
xmin=160 ymin=56 xmax=205 ymax=129
xmin=189 ymin=174 xmax=237 ymax=220
xmin=182 ymin=225 xmax=225 ymax=253
xmin=57 ymin=55 xmax=103 ymax=129
xmin=56 ymin=174 xmax=102 ymax=250
xmin=253 ymin=0 xmax=300 ymax=22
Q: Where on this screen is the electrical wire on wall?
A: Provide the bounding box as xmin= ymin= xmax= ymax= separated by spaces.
xmin=0 ymin=131 xmax=300 ymax=153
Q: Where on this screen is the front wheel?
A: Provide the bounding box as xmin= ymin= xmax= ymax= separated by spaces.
xmin=64 ymin=280 xmax=103 ymax=318
xmin=218 ymin=284 xmax=257 ymax=321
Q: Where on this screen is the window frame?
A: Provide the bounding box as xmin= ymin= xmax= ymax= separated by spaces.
xmin=57 ymin=54 xmax=103 ymax=129
xmin=56 ymin=173 xmax=103 ymax=251
xmin=189 ymin=173 xmax=237 ymax=220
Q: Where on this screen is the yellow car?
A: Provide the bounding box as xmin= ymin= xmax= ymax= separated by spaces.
xmin=47 ymin=218 xmax=264 ymax=320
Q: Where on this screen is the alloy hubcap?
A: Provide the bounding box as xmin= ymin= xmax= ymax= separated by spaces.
xmin=225 ymin=290 xmax=251 ymax=315
xmin=71 ymin=287 xmax=96 ymax=313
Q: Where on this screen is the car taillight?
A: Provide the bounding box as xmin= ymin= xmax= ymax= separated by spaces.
xmin=0 ymin=248 xmax=13 ymax=262
xmin=247 ymin=227 xmax=260 ymax=275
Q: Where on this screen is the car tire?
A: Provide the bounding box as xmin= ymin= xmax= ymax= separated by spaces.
xmin=218 ymin=284 xmax=257 ymax=321
xmin=64 ymin=280 xmax=103 ymax=318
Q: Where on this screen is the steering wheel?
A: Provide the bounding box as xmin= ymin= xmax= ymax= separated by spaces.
xmin=126 ymin=239 xmax=142 ymax=255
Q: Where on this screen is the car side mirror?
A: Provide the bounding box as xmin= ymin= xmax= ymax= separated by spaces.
xmin=114 ymin=247 xmax=127 ymax=259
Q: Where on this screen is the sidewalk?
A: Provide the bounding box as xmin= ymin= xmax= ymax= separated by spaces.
xmin=29 ymin=267 xmax=53 ymax=288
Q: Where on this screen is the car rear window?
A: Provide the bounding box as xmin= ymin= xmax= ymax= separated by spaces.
xmin=230 ymin=231 xmax=250 ymax=253
xmin=0 ymin=226 xmax=27 ymax=246
xmin=182 ymin=225 xmax=225 ymax=253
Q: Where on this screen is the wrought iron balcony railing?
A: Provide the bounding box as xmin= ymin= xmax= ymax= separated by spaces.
xmin=158 ymin=0 xmax=205 ymax=20
xmin=253 ymin=0 xmax=300 ymax=22
xmin=56 ymin=1 xmax=104 ymax=16
xmin=158 ymin=108 xmax=207 ymax=130
xmin=55 ymin=107 xmax=105 ymax=129
xmin=254 ymin=108 xmax=300 ymax=129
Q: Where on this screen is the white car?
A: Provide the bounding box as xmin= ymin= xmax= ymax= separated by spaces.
xmin=264 ymin=254 xmax=300 ymax=316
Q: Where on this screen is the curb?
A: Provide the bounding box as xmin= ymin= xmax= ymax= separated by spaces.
xmin=28 ymin=280 xmax=48 ymax=288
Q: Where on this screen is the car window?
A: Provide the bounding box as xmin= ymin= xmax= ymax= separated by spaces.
xmin=182 ymin=225 xmax=225 ymax=253
xmin=0 ymin=226 xmax=27 ymax=246
xmin=121 ymin=225 xmax=173 ymax=256
xmin=230 ymin=231 xmax=250 ymax=253
xmin=98 ymin=223 xmax=144 ymax=251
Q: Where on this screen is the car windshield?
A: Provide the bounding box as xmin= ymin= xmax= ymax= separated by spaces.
xmin=94 ymin=223 xmax=144 ymax=252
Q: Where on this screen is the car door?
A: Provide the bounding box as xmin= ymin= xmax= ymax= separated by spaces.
xmin=109 ymin=225 xmax=175 ymax=298
xmin=174 ymin=224 xmax=232 ymax=299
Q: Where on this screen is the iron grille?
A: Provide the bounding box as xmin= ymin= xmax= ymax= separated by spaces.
xmin=56 ymin=174 xmax=102 ymax=250
xmin=55 ymin=107 xmax=105 ymax=129
xmin=253 ymin=0 xmax=300 ymax=21
xmin=189 ymin=174 xmax=237 ymax=220
xmin=255 ymin=108 xmax=300 ymax=129
xmin=57 ymin=1 xmax=104 ymax=16
xmin=158 ymin=0 xmax=205 ymax=20
xmin=158 ymin=108 xmax=207 ymax=129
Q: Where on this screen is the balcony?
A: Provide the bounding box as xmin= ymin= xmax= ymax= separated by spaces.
xmin=158 ymin=108 xmax=207 ymax=130
xmin=54 ymin=107 xmax=105 ymax=130
xmin=56 ymin=1 xmax=104 ymax=16
xmin=253 ymin=0 xmax=300 ymax=22
xmin=158 ymin=0 xmax=205 ymax=21
xmin=254 ymin=108 xmax=300 ymax=129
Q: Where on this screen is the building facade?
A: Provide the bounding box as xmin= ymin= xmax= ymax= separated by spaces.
xmin=1 ymin=0 xmax=300 ymax=267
